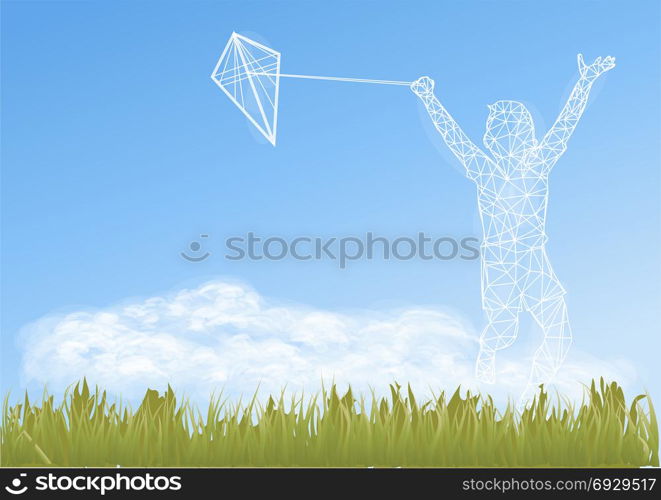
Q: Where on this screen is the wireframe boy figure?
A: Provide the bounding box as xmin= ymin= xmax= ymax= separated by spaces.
xmin=411 ymin=55 xmax=615 ymax=397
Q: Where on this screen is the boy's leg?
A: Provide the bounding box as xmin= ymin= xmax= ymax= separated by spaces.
xmin=476 ymin=263 xmax=523 ymax=383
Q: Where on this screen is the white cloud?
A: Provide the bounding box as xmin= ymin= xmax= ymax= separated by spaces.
xmin=20 ymin=280 xmax=637 ymax=405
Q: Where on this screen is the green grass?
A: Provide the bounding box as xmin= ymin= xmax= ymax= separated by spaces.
xmin=1 ymin=378 xmax=657 ymax=467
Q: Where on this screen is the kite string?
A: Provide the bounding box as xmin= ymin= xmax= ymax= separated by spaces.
xmin=247 ymin=71 xmax=412 ymax=86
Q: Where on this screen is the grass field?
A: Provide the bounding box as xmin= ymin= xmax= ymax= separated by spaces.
xmin=1 ymin=378 xmax=658 ymax=467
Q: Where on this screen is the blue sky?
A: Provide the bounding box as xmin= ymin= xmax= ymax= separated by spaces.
xmin=2 ymin=1 xmax=659 ymax=404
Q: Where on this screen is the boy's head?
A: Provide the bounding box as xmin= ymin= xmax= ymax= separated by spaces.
xmin=483 ymin=100 xmax=537 ymax=162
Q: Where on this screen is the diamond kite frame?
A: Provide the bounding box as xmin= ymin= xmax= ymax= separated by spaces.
xmin=211 ymin=32 xmax=410 ymax=146
xmin=211 ymin=33 xmax=281 ymax=145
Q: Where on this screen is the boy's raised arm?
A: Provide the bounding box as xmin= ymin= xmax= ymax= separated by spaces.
xmin=534 ymin=54 xmax=616 ymax=174
xmin=411 ymin=76 xmax=499 ymax=183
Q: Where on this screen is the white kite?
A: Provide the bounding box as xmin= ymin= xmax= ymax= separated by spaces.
xmin=210 ymin=32 xmax=411 ymax=145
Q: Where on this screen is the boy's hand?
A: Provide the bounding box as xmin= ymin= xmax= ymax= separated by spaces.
xmin=578 ymin=54 xmax=616 ymax=81
xmin=410 ymin=76 xmax=435 ymax=97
